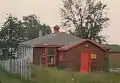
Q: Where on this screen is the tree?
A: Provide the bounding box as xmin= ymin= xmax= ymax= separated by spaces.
xmin=60 ymin=0 xmax=109 ymax=43
xmin=0 ymin=14 xmax=52 ymax=59
xmin=0 ymin=14 xmax=26 ymax=59
xmin=23 ymin=14 xmax=52 ymax=40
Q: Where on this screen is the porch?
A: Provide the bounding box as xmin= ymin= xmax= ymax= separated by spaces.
xmin=33 ymin=47 xmax=58 ymax=67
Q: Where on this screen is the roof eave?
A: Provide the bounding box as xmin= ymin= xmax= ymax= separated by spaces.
xmin=34 ymin=44 xmax=63 ymax=47
xmin=58 ymin=39 xmax=107 ymax=51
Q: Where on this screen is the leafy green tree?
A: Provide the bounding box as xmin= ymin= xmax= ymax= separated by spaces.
xmin=0 ymin=14 xmax=26 ymax=59
xmin=23 ymin=14 xmax=52 ymax=40
xmin=60 ymin=0 xmax=109 ymax=43
xmin=0 ymin=14 xmax=52 ymax=59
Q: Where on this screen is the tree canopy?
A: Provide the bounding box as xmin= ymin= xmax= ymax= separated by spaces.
xmin=23 ymin=14 xmax=51 ymax=40
xmin=0 ymin=14 xmax=52 ymax=59
xmin=60 ymin=0 xmax=109 ymax=43
xmin=0 ymin=14 xmax=26 ymax=59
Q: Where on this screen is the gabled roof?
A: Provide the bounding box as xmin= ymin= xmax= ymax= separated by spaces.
xmin=20 ymin=32 xmax=81 ymax=46
xmin=58 ymin=39 xmax=107 ymax=51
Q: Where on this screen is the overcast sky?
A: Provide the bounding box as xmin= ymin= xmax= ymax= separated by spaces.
xmin=0 ymin=0 xmax=120 ymax=44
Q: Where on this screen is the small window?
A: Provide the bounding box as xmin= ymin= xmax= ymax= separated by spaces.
xmin=48 ymin=48 xmax=55 ymax=64
xmin=48 ymin=48 xmax=54 ymax=55
xmin=48 ymin=56 xmax=54 ymax=64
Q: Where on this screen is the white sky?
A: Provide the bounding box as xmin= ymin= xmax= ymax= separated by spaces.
xmin=0 ymin=0 xmax=120 ymax=44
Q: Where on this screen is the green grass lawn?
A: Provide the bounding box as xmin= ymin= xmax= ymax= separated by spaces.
xmin=1 ymin=65 xmax=120 ymax=83
xmin=0 ymin=68 xmax=26 ymax=83
xmin=30 ymin=65 xmax=120 ymax=83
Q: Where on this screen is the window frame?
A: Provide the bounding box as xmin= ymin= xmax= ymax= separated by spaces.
xmin=47 ymin=48 xmax=56 ymax=65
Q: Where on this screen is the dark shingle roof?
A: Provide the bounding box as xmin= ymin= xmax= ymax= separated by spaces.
xmin=20 ymin=32 xmax=81 ymax=46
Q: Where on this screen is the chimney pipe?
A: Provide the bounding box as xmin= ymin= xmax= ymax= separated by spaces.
xmin=53 ymin=25 xmax=60 ymax=33
xmin=39 ymin=31 xmax=42 ymax=37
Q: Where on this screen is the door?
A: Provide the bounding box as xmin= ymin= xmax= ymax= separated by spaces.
xmin=80 ymin=51 xmax=91 ymax=72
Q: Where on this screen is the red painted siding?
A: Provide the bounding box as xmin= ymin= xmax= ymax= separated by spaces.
xmin=58 ymin=41 xmax=107 ymax=71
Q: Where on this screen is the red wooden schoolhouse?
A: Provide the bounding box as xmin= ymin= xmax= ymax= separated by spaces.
xmin=20 ymin=25 xmax=109 ymax=72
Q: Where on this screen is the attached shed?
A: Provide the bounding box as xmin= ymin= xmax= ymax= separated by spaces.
xmin=58 ymin=39 xmax=109 ymax=72
xmin=18 ymin=44 xmax=33 ymax=63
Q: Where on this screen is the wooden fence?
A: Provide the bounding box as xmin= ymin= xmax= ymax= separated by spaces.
xmin=0 ymin=58 xmax=31 ymax=80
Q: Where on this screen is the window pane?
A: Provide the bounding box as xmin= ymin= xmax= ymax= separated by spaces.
xmin=48 ymin=48 xmax=54 ymax=55
xmin=48 ymin=56 xmax=54 ymax=64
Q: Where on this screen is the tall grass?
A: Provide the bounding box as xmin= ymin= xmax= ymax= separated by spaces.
xmin=0 ymin=68 xmax=26 ymax=83
xmin=30 ymin=65 xmax=120 ymax=83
